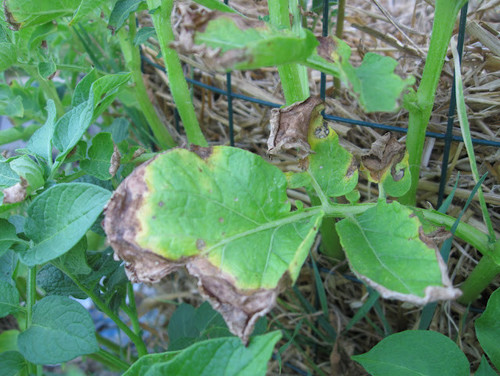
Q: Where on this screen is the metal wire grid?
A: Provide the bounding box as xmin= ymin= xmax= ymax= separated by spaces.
xmin=142 ymin=1 xmax=499 ymax=206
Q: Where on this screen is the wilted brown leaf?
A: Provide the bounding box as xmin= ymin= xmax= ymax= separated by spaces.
xmin=361 ymin=132 xmax=405 ymax=182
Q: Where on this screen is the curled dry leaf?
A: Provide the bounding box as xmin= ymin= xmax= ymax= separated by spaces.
xmin=104 ymin=145 xmax=323 ymax=343
xmin=2 ymin=177 xmax=28 ymax=204
xmin=361 ymin=132 xmax=406 ymax=183
xmin=267 ymin=96 xmax=324 ymax=158
xmin=109 ymin=145 xmax=121 ymax=178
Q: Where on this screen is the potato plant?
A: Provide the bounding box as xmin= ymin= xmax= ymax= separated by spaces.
xmin=0 ymin=0 xmax=499 ymax=375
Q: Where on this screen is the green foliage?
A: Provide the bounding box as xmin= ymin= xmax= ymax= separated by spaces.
xmin=80 ymin=132 xmax=115 ymax=180
xmin=21 ymin=183 xmax=111 ymax=266
xmin=352 ymin=330 xmax=469 ymax=376
xmin=0 ymin=351 xmax=27 ymax=376
xmin=125 ymin=331 xmax=281 ymax=376
xmin=475 ymin=288 xmax=500 ymax=370
xmin=0 ymin=280 xmax=20 ymax=318
xmin=17 ymin=296 xmax=99 ymax=364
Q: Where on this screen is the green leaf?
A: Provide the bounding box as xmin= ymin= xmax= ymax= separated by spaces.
xmin=0 ymin=42 xmax=17 ymax=70
xmin=3 ymin=0 xmax=81 ymax=29
xmin=17 ymin=295 xmax=99 ymax=364
xmin=37 ymin=264 xmax=87 ymax=299
xmin=51 ymin=237 xmax=92 ymax=276
xmin=0 ymin=220 xmax=20 ymax=259
xmin=176 ymin=12 xmax=318 ymax=71
xmin=352 ymin=330 xmax=469 ymax=376
xmin=89 ymin=72 xmax=131 ymax=121
xmin=168 ymin=302 xmax=231 ymax=351
xmin=0 ymin=351 xmax=27 ymax=376
xmin=105 ymin=146 xmax=323 ymax=340
xmin=108 ymin=0 xmax=143 ymax=32
xmin=20 ymin=183 xmax=112 ymax=267
xmin=475 ymin=287 xmax=500 ymax=370
xmin=0 ymin=250 xmax=19 ymax=281
xmin=476 ymin=356 xmax=498 ymax=376
xmin=336 ymin=200 xmax=460 ymax=303
xmin=9 ymin=155 xmax=44 ymax=193
xmin=27 ymin=100 xmax=57 ymax=162
xmin=306 ymin=37 xmax=414 ymax=112
xmin=70 ymin=0 xmax=107 ymax=25
xmin=80 ymin=132 xmax=114 ymax=180
xmin=125 ymin=331 xmax=281 ymax=376
xmin=0 ymin=280 xmax=19 ymax=318
xmin=0 ymin=161 xmax=19 ymax=189
xmin=53 ymin=93 xmax=94 ymax=159
xmin=37 ymin=60 xmax=56 ymax=79
xmin=306 ymin=124 xmax=358 ymax=198
xmin=0 ymin=330 xmax=20 ymax=352
xmin=72 ymin=69 xmax=99 ymax=107
xmin=133 ymin=26 xmax=155 ymax=46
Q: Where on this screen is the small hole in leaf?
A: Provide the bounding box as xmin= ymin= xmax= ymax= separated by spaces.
xmin=196 ymin=239 xmax=206 ymax=250
xmin=158 ymin=201 xmax=164 ymax=207
xmin=234 ymin=197 xmax=239 ymax=202
xmin=219 ymin=217 xmax=224 ymax=223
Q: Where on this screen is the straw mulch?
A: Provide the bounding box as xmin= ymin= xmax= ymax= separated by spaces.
xmin=134 ymin=1 xmax=500 ymax=374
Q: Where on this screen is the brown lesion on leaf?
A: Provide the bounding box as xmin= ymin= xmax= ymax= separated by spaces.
xmin=267 ymin=96 xmax=324 ymax=159
xmin=418 ymin=226 xmax=451 ymax=248
xmin=3 ymin=2 xmax=21 ymax=31
xmin=316 ymin=36 xmax=336 ymax=63
xmin=187 ymin=258 xmax=287 ymax=344
xmin=2 ymin=177 xmax=27 ymax=204
xmin=361 ymin=132 xmax=406 ymax=182
xmin=109 ymin=144 xmax=121 ymax=178
xmin=104 ymin=154 xmax=182 ymax=283
xmin=189 ymin=144 xmax=213 ymax=160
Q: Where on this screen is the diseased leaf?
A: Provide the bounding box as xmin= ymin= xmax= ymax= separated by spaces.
xmin=0 ymin=351 xmax=27 ymax=376
xmin=172 ymin=10 xmax=318 ymax=71
xmin=27 ymin=100 xmax=57 ymax=162
xmin=361 ymin=133 xmax=411 ymax=197
xmin=17 ymin=296 xmax=99 ymax=364
xmin=476 ymin=287 xmax=500 ymax=370
xmin=0 ymin=280 xmax=19 ymax=318
xmin=105 ymin=146 xmax=323 ymax=342
xmin=80 ymin=132 xmax=114 ymax=180
xmin=21 ymin=183 xmax=111 ymax=266
xmin=306 ymin=37 xmax=414 ymax=112
xmin=352 ymin=330 xmax=469 ymax=376
xmin=336 ymin=200 xmax=460 ymax=304
xmin=124 ymin=331 xmax=281 ymax=376
xmin=267 ymin=96 xmax=322 ymax=158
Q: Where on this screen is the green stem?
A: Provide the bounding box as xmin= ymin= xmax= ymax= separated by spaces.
xmin=268 ymin=0 xmax=309 ymax=104
xmin=458 ymin=252 xmax=500 ymax=304
xmin=118 ymin=15 xmax=176 ymax=149
xmin=400 ymin=0 xmax=467 ymax=205
xmin=26 ymin=267 xmax=37 ymax=375
xmin=88 ymin=349 xmax=130 ymax=372
xmin=146 ymin=0 xmax=208 ymax=146
xmin=0 ymin=124 xmax=39 ymax=146
xmin=122 ymin=282 xmax=142 ymax=336
xmin=23 ymin=65 xmax=65 ymax=117
xmin=68 ymin=273 xmax=148 ymax=357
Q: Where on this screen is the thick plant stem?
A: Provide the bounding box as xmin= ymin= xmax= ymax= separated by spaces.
xmin=268 ymin=0 xmax=309 ymax=104
xmin=458 ymin=252 xmax=500 ymax=304
xmin=118 ymin=15 xmax=176 ymax=149
xmin=400 ymin=0 xmax=467 ymax=205
xmin=69 ymin=273 xmax=148 ymax=357
xmin=147 ymin=0 xmax=208 ymax=146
